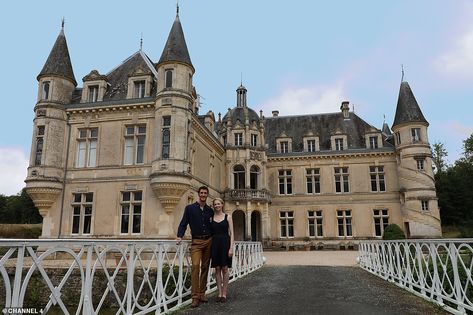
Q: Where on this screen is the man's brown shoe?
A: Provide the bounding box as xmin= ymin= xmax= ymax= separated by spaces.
xmin=199 ymin=296 xmax=209 ymax=303
xmin=191 ymin=299 xmax=200 ymax=308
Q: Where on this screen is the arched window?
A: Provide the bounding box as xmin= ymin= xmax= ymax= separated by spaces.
xmin=233 ymin=165 xmax=245 ymax=189
xmin=165 ymin=70 xmax=173 ymax=88
xmin=250 ymin=165 xmax=260 ymax=189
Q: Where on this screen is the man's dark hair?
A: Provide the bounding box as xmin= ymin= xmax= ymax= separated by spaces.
xmin=198 ymin=186 xmax=209 ymax=193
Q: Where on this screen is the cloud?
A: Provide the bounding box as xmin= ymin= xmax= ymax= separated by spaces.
xmin=0 ymin=148 xmax=28 ymax=196
xmin=260 ymin=83 xmax=346 ymax=116
xmin=435 ymin=27 xmax=473 ymax=77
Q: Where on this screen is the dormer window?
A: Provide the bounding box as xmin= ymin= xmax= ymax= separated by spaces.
xmin=307 ymin=140 xmax=316 ymax=152
xmin=335 ymin=138 xmax=344 ymax=151
xmin=276 ymin=137 xmax=292 ymax=153
xmin=88 ymin=85 xmax=99 ymax=102
xmin=165 ymin=69 xmax=173 ymax=88
xmin=134 ymin=80 xmax=145 ymax=98
xmin=280 ymin=141 xmax=289 ymax=153
xmin=251 ymin=134 xmax=258 ymax=147
xmin=42 ymin=81 xmax=50 ymax=100
xmin=235 ymin=133 xmax=243 ymax=146
xmin=369 ymin=136 xmax=378 ymax=149
xmin=411 ymin=128 xmax=421 ymax=142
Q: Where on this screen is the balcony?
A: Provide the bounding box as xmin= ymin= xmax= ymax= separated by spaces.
xmin=224 ymin=189 xmax=271 ymax=202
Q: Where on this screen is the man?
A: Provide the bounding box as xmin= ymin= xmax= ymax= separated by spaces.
xmin=176 ymin=186 xmax=213 ymax=308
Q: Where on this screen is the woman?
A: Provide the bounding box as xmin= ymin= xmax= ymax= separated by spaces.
xmin=210 ymin=198 xmax=234 ymax=302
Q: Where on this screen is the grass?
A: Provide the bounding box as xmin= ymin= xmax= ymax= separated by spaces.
xmin=0 ymin=223 xmax=42 ymax=238
xmin=442 ymin=225 xmax=462 ymax=238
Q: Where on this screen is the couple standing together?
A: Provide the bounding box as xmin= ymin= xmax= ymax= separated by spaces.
xmin=176 ymin=186 xmax=235 ymax=308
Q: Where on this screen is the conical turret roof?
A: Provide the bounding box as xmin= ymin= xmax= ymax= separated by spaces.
xmin=37 ymin=24 xmax=77 ymax=86
xmin=392 ymin=81 xmax=428 ymax=128
xmin=158 ymin=11 xmax=193 ymax=70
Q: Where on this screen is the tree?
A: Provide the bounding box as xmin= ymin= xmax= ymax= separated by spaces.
xmin=463 ymin=133 xmax=473 ymax=160
xmin=432 ymin=142 xmax=448 ymax=173
xmin=0 ymin=189 xmax=42 ymax=224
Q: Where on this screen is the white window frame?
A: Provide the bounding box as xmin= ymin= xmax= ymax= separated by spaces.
xmin=411 ymin=128 xmax=421 ymax=142
xmin=120 ymin=191 xmax=143 ymax=235
xmin=251 ymin=133 xmax=258 ymax=147
xmin=71 ymin=192 xmax=93 ymax=235
xmin=335 ymin=138 xmax=344 ymax=151
xmin=373 ymin=209 xmax=389 ymax=237
xmin=334 ymin=167 xmax=349 ymax=193
xmin=337 ymin=210 xmax=353 ymax=237
xmin=306 ymin=168 xmax=321 ymax=194
xmin=370 ymin=166 xmax=386 ymax=192
xmin=279 ymin=211 xmax=294 ymax=238
xmin=88 ymin=85 xmax=99 ymax=102
xmin=416 ymin=158 xmax=425 ymax=171
xmin=421 ymin=200 xmax=429 ymax=211
xmin=308 ymin=210 xmax=323 ymax=238
xmin=278 ymin=170 xmax=292 ymax=195
xmin=76 ymin=128 xmax=98 ymax=168
xmin=124 ymin=125 xmax=146 ymax=165
xmin=42 ymin=81 xmax=50 ymax=100
xmin=234 ymin=133 xmax=243 ymax=146
xmin=280 ymin=141 xmax=289 ymax=153
xmin=134 ymin=80 xmax=146 ymax=98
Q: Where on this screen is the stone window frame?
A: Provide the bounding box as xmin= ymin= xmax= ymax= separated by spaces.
xmin=34 ymin=125 xmax=45 ymax=166
xmin=370 ymin=165 xmax=386 ymax=192
xmin=250 ymin=133 xmax=258 ymax=147
xmin=411 ymin=128 xmax=421 ymax=143
xmin=334 ymin=167 xmax=350 ymax=193
xmin=278 ymin=169 xmax=293 ymax=195
xmin=337 ymin=209 xmax=353 ymax=238
xmin=123 ymin=124 xmax=147 ymax=165
xmin=71 ymin=192 xmax=94 ymax=236
xmin=303 ymin=136 xmax=320 ymax=152
xmin=306 ymin=168 xmax=321 ymax=194
xmin=373 ymin=209 xmax=389 ymax=237
xmin=276 ymin=137 xmax=292 ymax=153
xmin=279 ymin=210 xmax=294 ymax=238
xmin=395 ymin=132 xmax=401 ymax=145
xmin=119 ymin=190 xmax=143 ymax=235
xmin=365 ymin=133 xmax=382 ymax=149
xmin=414 ymin=156 xmax=425 ymax=171
xmin=41 ymin=81 xmax=51 ymax=100
xmin=127 ymin=74 xmax=152 ymax=99
xmin=82 ymin=80 xmax=107 ymax=103
xmin=75 ymin=127 xmax=99 ymax=168
xmin=331 ymin=135 xmax=347 ymax=151
xmin=307 ymin=210 xmax=323 ymax=238
xmin=421 ymin=200 xmax=430 ymax=211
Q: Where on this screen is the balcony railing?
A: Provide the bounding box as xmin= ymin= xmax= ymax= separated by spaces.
xmin=0 ymin=239 xmax=264 ymax=314
xmin=359 ymin=239 xmax=473 ymax=315
xmin=224 ymin=189 xmax=271 ymax=202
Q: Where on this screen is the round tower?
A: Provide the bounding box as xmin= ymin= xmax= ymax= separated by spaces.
xmin=25 ymin=21 xmax=76 ymax=236
xmin=392 ymin=81 xmax=441 ymax=237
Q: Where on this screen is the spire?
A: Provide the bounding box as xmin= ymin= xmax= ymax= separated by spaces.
xmin=382 ymin=115 xmax=392 ymax=135
xmin=158 ymin=9 xmax=193 ymax=70
xmin=37 ymin=20 xmax=77 ymax=86
xmin=392 ymin=81 xmax=428 ymax=128
xmin=236 ymin=83 xmax=247 ymax=108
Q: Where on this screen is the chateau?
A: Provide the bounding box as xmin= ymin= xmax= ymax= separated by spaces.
xmin=25 ymin=10 xmax=441 ymax=246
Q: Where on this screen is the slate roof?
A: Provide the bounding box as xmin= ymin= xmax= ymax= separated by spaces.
xmin=382 ymin=122 xmax=392 ymax=135
xmin=158 ymin=14 xmax=193 ymax=69
xmin=37 ymin=27 xmax=77 ymax=86
xmin=222 ymin=107 xmax=260 ymax=126
xmin=264 ymin=112 xmax=393 ymax=154
xmin=392 ymin=81 xmax=428 ymax=128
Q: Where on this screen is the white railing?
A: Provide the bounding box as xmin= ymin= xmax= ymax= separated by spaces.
xmin=0 ymin=239 xmax=264 ymax=314
xmin=359 ymin=239 xmax=473 ymax=315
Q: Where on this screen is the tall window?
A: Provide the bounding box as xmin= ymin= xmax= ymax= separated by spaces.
xmin=250 ymin=165 xmax=260 ymax=189
xmin=88 ymin=85 xmax=99 ymax=102
xmin=34 ymin=126 xmax=45 ymax=166
xmin=306 ymin=168 xmax=320 ymax=194
xmin=337 ymin=210 xmax=352 ymax=237
xmin=416 ymin=158 xmax=425 ymax=171
xmin=251 ymin=134 xmax=257 ymax=147
xmin=162 ymin=116 xmax=171 ymax=159
xmin=307 ymin=139 xmax=316 ymax=152
xmin=279 ymin=211 xmax=294 ymax=238
xmin=280 ymin=141 xmax=289 ymax=153
xmin=395 ymin=132 xmax=401 ymax=145
xmin=370 ymin=166 xmax=386 ymax=192
xmin=278 ymin=170 xmax=292 ymax=195
xmin=222 ymin=135 xmax=227 ymax=146
xmin=308 ymin=210 xmax=323 ymax=237
xmin=124 ymin=125 xmax=146 ymax=165
xmin=373 ymin=209 xmax=389 ymax=237
xmin=421 ymin=200 xmax=429 ymax=211
xmin=233 ymin=165 xmax=245 ymax=189
xmin=72 ymin=193 xmax=93 ymax=235
xmin=76 ymin=128 xmax=98 ymax=168
xmin=334 ymin=167 xmax=349 ymax=193
xmin=335 ymin=138 xmax=344 ymax=150
xmin=369 ymin=136 xmax=378 ymax=149
xmin=411 ymin=128 xmax=421 ymax=142
xmin=134 ymin=80 xmax=145 ymax=98
xmin=120 ymin=191 xmax=142 ymax=234
xmin=42 ymin=81 xmax=50 ymax=100
xmin=235 ymin=133 xmax=243 ymax=146
xmin=165 ymin=69 xmax=173 ymax=88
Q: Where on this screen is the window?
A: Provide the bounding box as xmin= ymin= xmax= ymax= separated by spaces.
xmin=233 ymin=165 xmax=245 ymax=189
xmin=34 ymin=126 xmax=45 ymax=166
xmin=280 ymin=141 xmax=289 ymax=153
xmin=373 ymin=209 xmax=389 ymax=237
xmin=71 ymin=193 xmax=93 ymax=235
xmin=120 ymin=191 xmax=142 ymax=234
xmin=250 ymin=165 xmax=260 ymax=189
xmin=306 ymin=168 xmax=320 ymax=194
xmin=279 ymin=211 xmax=294 ymax=238
xmin=278 ymin=170 xmax=292 ymax=195
xmin=134 ymin=80 xmax=145 ymax=98
xmin=88 ymin=85 xmax=99 ymax=102
xmin=222 ymin=135 xmax=227 ymax=146
xmin=162 ymin=116 xmax=171 ymax=159
xmin=337 ymin=210 xmax=352 ymax=237
xmin=334 ymin=167 xmax=349 ymax=193
xmin=235 ymin=133 xmax=243 ymax=146
xmin=42 ymin=81 xmax=50 ymax=100
xmin=335 ymin=138 xmax=344 ymax=151
xmin=307 ymin=139 xmax=316 ymax=152
xmin=416 ymin=158 xmax=425 ymax=171
xmin=308 ymin=210 xmax=323 ymax=237
xmin=421 ymin=200 xmax=429 ymax=211
xmin=76 ymin=128 xmax=98 ymax=168
xmin=124 ymin=125 xmax=146 ymax=165
xmin=251 ymin=134 xmax=257 ymax=147
xmin=370 ymin=166 xmax=386 ymax=192
xmin=369 ymin=136 xmax=378 ymax=149
xmin=395 ymin=132 xmax=401 ymax=145
xmin=165 ymin=69 xmax=173 ymax=88
xmin=411 ymin=128 xmax=421 ymax=142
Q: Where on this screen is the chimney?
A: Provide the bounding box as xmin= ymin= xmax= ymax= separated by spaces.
xmin=340 ymin=101 xmax=350 ymax=119
xmin=272 ymin=110 xmax=279 ymax=117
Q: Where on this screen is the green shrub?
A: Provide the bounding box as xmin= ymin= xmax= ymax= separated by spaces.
xmin=382 ymin=224 xmax=406 ymax=240
xmin=0 ymin=224 xmax=42 ymax=238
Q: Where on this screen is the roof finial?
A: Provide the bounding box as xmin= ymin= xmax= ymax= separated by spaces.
xmin=61 ymin=17 xmax=65 ymax=29
xmin=140 ymin=32 xmax=143 ymax=51
xmin=383 ymin=114 xmax=386 ymax=123
xmin=176 ymin=0 xmax=180 ymax=16
xmin=401 ymin=64 xmax=405 ymax=82
xmin=241 ymin=72 xmax=243 ymax=86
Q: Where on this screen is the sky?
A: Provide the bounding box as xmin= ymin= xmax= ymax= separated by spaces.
xmin=0 ymin=0 xmax=472 ymax=195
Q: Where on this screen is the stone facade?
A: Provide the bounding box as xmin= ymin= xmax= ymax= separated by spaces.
xmin=25 ymin=12 xmax=441 ymax=246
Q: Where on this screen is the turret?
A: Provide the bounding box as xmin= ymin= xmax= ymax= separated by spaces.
xmin=25 ymin=21 xmax=77 ymax=236
xmin=391 ymin=81 xmax=441 ymax=237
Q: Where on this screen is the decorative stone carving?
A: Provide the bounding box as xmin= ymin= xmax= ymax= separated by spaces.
xmin=25 ymin=187 xmax=62 ymax=217
xmin=151 ymin=182 xmax=190 ymax=213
